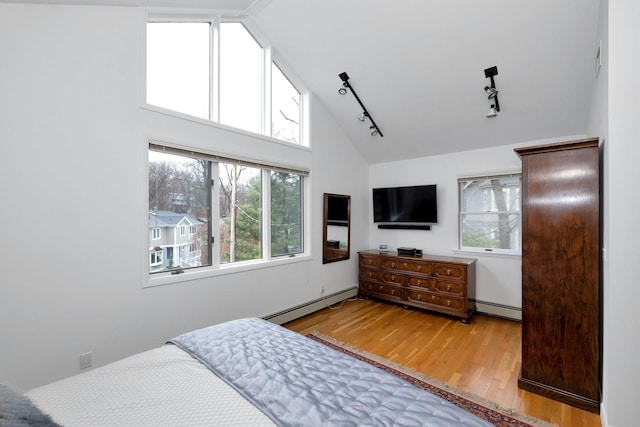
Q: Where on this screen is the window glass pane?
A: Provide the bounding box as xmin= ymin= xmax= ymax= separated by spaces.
xmin=149 ymin=151 xmax=211 ymax=273
xmin=147 ymin=23 xmax=210 ymax=120
xmin=271 ymin=172 xmax=303 ymax=256
xmin=219 ymin=23 xmax=262 ymax=133
xmin=271 ymin=63 xmax=300 ymax=144
xmin=459 ymin=176 xmax=520 ymax=251
xmin=218 ymin=163 xmax=262 ymax=263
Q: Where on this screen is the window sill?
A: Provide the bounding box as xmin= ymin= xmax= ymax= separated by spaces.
xmin=452 ymin=248 xmax=521 ymax=260
xmin=141 ymin=103 xmax=311 ymax=152
xmin=143 ymin=253 xmax=312 ymax=288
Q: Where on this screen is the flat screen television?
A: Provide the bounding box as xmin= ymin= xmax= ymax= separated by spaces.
xmin=373 ymin=184 xmax=437 ymax=224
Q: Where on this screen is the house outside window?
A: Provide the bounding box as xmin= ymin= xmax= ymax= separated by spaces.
xmin=152 ymin=227 xmax=160 ymax=240
xmin=146 ymin=20 xmax=304 ymax=146
xmin=459 ymin=174 xmax=521 ymax=254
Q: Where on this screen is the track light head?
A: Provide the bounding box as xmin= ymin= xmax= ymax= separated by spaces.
xmin=357 ymin=113 xmax=366 ymax=122
xmin=338 ymin=87 xmax=347 ymax=95
xmin=486 ymin=105 xmax=498 ymax=118
xmin=370 ymin=125 xmax=380 ymax=136
xmin=484 ymin=86 xmax=499 ymax=99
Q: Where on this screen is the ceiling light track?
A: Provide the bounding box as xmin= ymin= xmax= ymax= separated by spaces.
xmin=338 ymin=72 xmax=383 ymax=137
xmin=483 ymin=66 xmax=500 ymax=118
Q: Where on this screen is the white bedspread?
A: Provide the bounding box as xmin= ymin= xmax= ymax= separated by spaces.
xmin=26 ymin=345 xmax=275 ymax=427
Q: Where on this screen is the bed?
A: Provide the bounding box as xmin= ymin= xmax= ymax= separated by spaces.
xmin=4 ymin=317 xmax=491 ymax=426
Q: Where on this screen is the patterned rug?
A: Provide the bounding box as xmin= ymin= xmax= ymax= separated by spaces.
xmin=308 ymin=332 xmax=557 ymax=427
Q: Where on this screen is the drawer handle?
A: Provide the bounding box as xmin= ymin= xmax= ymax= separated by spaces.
xmin=447 ymin=300 xmax=452 ymax=306
xmin=417 ymin=280 xmax=421 ymax=286
xmin=368 ymin=273 xmax=373 ymax=278
xmin=391 ymin=289 xmax=395 ymax=295
xmin=418 ymin=266 xmax=422 ymax=271
xmin=368 ymin=260 xmax=373 ymax=265
xmin=391 ymin=262 xmax=396 ymax=268
xmin=391 ymin=275 xmax=395 ymax=281
xmin=432 ymin=295 xmax=436 ymax=300
xmin=379 ymin=286 xmax=384 ymax=291
xmin=447 ymin=285 xmax=452 ymax=291
xmin=403 ymin=262 xmax=407 ymax=267
xmin=417 ymin=295 xmax=422 ymax=301
xmin=368 ymin=285 xmax=372 ymax=290
xmin=447 ymin=269 xmax=452 ymax=276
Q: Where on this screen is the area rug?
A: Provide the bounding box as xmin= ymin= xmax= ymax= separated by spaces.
xmin=307 ymin=332 xmax=557 ymax=427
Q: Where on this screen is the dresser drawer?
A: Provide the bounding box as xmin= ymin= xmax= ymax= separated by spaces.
xmin=359 ymin=269 xmax=381 ymax=282
xmin=406 ymin=290 xmax=465 ymax=311
xmin=434 ymin=279 xmax=465 ymax=296
xmin=407 ymin=276 xmax=434 ymax=290
xmin=381 ymin=272 xmax=405 ymax=286
xmin=382 ymin=258 xmax=432 ymax=274
xmin=360 ymin=254 xmax=381 ymax=268
xmin=434 ymin=263 xmax=466 ymax=280
xmin=360 ymin=282 xmax=404 ymax=302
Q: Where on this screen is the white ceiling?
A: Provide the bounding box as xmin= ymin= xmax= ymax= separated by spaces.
xmin=3 ymin=0 xmax=602 ymax=164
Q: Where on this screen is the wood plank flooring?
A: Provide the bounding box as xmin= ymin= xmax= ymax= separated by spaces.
xmin=284 ymin=298 xmax=602 ymax=427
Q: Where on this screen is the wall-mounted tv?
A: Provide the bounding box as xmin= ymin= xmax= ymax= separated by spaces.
xmin=373 ymin=184 xmax=437 ymax=224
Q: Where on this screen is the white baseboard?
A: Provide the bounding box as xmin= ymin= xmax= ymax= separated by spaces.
xmin=264 ymin=287 xmax=359 ymax=325
xmin=475 ymin=300 xmax=522 ymax=321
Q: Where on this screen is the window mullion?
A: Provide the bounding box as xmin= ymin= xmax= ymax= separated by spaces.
xmin=263 ymin=44 xmax=272 ymax=137
xmin=211 ymin=16 xmax=221 ymax=122
xmin=262 ymin=169 xmax=271 ymax=260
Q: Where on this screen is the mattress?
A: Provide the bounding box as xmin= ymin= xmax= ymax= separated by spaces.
xmin=27 ymin=344 xmax=274 ymax=426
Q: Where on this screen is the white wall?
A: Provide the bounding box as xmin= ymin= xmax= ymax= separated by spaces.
xmin=600 ymin=1 xmax=640 ymax=426
xmin=369 ymin=136 xmax=586 ymax=317
xmin=0 ymin=3 xmax=368 ymax=391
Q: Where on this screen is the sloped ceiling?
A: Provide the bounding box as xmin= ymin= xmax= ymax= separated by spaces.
xmin=3 ymin=0 xmax=601 ymax=164
xmin=251 ymin=0 xmax=601 ymax=164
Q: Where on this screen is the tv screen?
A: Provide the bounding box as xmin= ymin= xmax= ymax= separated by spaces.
xmin=373 ymin=185 xmax=437 ymax=223
xmin=327 ymin=196 xmax=349 ymax=226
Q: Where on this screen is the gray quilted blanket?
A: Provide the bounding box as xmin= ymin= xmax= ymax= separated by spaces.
xmin=169 ymin=317 xmax=491 ymax=427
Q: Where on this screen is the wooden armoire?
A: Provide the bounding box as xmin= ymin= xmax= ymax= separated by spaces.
xmin=515 ymin=138 xmax=601 ymax=414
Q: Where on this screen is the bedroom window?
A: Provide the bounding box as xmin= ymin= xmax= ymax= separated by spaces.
xmin=149 ymin=143 xmax=308 ymax=278
xmin=146 ymin=20 xmax=306 ymax=146
xmin=458 ymin=174 xmax=521 ymax=254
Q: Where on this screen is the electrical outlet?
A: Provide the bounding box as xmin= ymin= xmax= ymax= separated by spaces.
xmin=79 ymin=352 xmax=92 ymax=370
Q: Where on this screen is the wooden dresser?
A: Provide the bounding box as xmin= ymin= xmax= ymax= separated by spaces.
xmin=515 ymin=138 xmax=601 ymax=413
xmin=358 ymin=250 xmax=477 ymax=323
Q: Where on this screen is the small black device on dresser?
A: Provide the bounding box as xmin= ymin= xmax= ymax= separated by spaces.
xmin=397 ymin=247 xmax=417 ymax=256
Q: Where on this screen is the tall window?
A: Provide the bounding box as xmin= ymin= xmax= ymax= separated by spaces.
xmin=271 ymin=63 xmax=300 ymax=143
xmin=146 ymin=23 xmax=210 ymax=119
xmin=218 ymin=163 xmax=262 ymax=263
xmin=149 ymin=144 xmax=307 ymax=276
xmin=149 ymin=150 xmax=211 ymax=273
xmin=146 ymin=20 xmax=305 ymax=146
xmin=271 ymin=172 xmax=303 ymax=257
xmin=459 ymin=174 xmax=521 ymax=253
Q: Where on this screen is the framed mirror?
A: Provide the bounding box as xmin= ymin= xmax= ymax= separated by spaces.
xmin=322 ymin=193 xmax=351 ymax=264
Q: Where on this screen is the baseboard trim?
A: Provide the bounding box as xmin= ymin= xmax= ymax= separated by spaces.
xmin=474 ymin=300 xmax=522 ymax=321
xmin=263 ymin=287 xmax=359 ymax=325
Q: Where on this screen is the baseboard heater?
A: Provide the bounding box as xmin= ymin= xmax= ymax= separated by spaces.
xmin=474 ymin=299 xmax=522 ymax=321
xmin=263 ymin=287 xmax=358 ymax=325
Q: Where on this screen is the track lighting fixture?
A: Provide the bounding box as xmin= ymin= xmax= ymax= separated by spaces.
xmin=338 ymin=72 xmax=383 ymax=137
xmin=483 ymin=66 xmax=500 ymax=118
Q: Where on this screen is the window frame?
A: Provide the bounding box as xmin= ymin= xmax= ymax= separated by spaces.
xmin=145 ymin=141 xmax=310 ymax=288
xmin=458 ymin=172 xmax=522 ymax=256
xmin=144 ymin=14 xmax=308 ymax=147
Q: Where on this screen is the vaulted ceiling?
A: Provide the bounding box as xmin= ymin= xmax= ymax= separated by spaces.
xmin=5 ymin=0 xmax=602 ymax=164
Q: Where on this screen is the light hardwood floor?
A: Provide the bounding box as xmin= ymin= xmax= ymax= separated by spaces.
xmin=284 ymin=298 xmax=602 ymax=427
